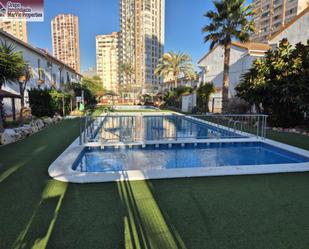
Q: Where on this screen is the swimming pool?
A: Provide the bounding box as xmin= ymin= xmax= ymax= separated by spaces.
xmin=48 ymin=113 xmax=309 ymax=183
xmin=73 ymin=142 xmax=309 ymax=173
xmin=99 ymin=115 xmax=245 ymax=142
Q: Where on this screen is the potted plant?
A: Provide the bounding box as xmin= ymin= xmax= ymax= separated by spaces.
xmin=37 ymin=79 xmax=45 ymax=85
xmin=19 ymin=75 xmax=26 ymax=82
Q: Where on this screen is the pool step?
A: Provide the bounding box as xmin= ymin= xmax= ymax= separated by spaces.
xmin=94 ymin=142 xmax=257 ymax=151
xmin=85 ymin=138 xmax=258 ymax=151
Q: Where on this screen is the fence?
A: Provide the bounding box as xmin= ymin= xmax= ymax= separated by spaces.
xmin=79 ymin=114 xmax=267 ymax=145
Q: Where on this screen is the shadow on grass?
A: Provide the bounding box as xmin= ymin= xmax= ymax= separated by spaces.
xmin=12 ymin=180 xmax=68 ymax=249
xmin=145 ymin=175 xmax=309 ymax=249
xmin=117 ymin=180 xmax=186 ymax=249
xmin=0 ymin=145 xmax=47 ymax=183
xmin=46 ymin=179 xmax=187 ymax=249
xmin=0 ymin=119 xmax=80 ymax=249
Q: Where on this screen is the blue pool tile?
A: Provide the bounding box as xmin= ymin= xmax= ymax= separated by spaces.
xmin=73 ymin=142 xmax=309 ymax=172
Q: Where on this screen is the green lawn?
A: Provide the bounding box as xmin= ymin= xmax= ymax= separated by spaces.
xmin=1 ymin=119 xmax=309 ymax=249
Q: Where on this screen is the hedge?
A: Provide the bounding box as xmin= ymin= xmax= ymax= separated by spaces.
xmin=29 ymin=88 xmax=71 ymax=117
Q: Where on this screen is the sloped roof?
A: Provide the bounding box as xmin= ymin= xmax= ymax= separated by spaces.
xmin=198 ymin=41 xmax=270 ymax=65
xmin=0 ymin=30 xmax=83 ymax=77
xmin=269 ymin=6 xmax=309 ymax=41
xmin=231 ymin=41 xmax=271 ymax=51
xmin=0 ymin=90 xmax=21 ymax=98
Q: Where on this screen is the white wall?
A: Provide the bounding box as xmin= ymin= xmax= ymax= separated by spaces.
xmin=0 ymin=32 xmax=82 ymax=116
xmin=198 ymin=45 xmax=260 ymax=97
xmin=198 ymin=45 xmax=265 ymax=113
xmin=269 ymin=11 xmax=309 ymax=46
xmin=181 ymin=93 xmax=196 ymax=113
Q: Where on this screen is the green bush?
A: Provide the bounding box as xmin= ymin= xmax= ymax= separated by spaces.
xmin=163 ymin=86 xmax=193 ymax=108
xmin=29 ymin=88 xmax=72 ymax=117
xmin=49 ymin=89 xmax=71 ymax=115
xmin=28 ymin=88 xmax=54 ymax=117
xmin=236 ymin=39 xmax=309 ymax=127
xmin=71 ymin=83 xmax=96 ymax=105
xmin=28 ymin=83 xmax=99 ymax=117
xmin=196 ymin=83 xmax=215 ymax=113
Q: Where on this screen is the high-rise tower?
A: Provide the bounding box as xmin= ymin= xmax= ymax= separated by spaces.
xmin=51 ymin=14 xmax=80 ymax=72
xmin=120 ymin=0 xmax=165 ymax=93
xmin=96 ymin=32 xmax=120 ymax=93
xmin=0 ymin=20 xmax=27 ymax=42
xmin=252 ymin=0 xmax=308 ymax=43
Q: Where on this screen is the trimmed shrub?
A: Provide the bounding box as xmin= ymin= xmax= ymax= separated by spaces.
xmin=28 ymin=88 xmax=72 ymax=117
xmin=28 ymin=88 xmax=54 ymax=117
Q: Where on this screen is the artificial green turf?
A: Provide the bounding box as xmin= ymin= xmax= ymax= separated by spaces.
xmin=1 ymin=119 xmax=309 ymax=249
xmin=267 ymin=129 xmax=309 ymax=150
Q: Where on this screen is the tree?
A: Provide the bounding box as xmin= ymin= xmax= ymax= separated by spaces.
xmin=81 ymin=76 xmax=105 ymax=98
xmin=120 ymin=62 xmax=134 ymax=82
xmin=236 ymin=39 xmax=309 ymax=127
xmin=18 ymin=65 xmax=32 ymax=122
xmin=154 ymin=52 xmax=195 ymax=89
xmin=119 ymin=62 xmax=135 ymax=97
xmin=163 ymin=86 xmax=193 ymax=108
xmin=235 ymin=58 xmax=269 ymax=113
xmin=202 ymin=0 xmax=254 ymax=112
xmin=0 ymin=40 xmax=26 ymax=131
xmin=196 ymin=83 xmax=215 ymax=113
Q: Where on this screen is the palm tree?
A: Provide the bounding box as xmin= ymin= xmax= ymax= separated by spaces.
xmin=120 ymin=63 xmax=134 ymax=79
xmin=202 ymin=0 xmax=254 ymax=112
xmin=155 ymin=52 xmax=195 ymax=89
xmin=0 ymin=41 xmax=26 ymax=131
xmin=119 ymin=62 xmax=135 ymax=98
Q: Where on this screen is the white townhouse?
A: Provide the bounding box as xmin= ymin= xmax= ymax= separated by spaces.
xmin=269 ymin=6 xmax=309 ymax=47
xmin=197 ymin=42 xmax=271 ymax=112
xmin=162 ymin=76 xmax=200 ymax=92
xmin=0 ymin=30 xmax=83 ymax=116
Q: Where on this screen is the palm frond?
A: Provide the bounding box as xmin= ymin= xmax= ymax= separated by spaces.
xmin=155 ymin=51 xmax=195 ymax=85
xmin=202 ymin=0 xmax=254 ymax=47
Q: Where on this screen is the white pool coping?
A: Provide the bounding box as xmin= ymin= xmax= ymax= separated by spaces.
xmin=48 ymin=114 xmax=309 ymax=183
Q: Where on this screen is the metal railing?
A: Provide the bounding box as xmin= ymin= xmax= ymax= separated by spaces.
xmin=79 ymin=115 xmax=106 ymax=145
xmin=192 ymin=114 xmax=268 ymax=139
xmin=79 ymin=114 xmax=268 ymax=145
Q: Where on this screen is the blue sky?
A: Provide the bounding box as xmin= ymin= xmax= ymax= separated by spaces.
xmin=28 ymin=0 xmax=248 ymax=72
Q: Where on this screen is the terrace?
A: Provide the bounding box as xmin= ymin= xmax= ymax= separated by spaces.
xmin=1 ymin=116 xmax=309 ymax=248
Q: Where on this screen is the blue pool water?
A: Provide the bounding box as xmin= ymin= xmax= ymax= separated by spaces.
xmin=100 ymin=115 xmax=244 ymax=142
xmin=73 ymin=142 xmax=309 ymax=172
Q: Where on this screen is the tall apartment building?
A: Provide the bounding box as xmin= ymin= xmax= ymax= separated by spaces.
xmin=0 ymin=20 xmax=27 ymax=42
xmin=51 ymin=14 xmax=80 ymax=73
xmin=119 ymin=0 xmax=165 ymax=93
xmin=96 ymin=32 xmax=120 ymax=93
xmin=252 ymin=0 xmax=309 ymax=43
